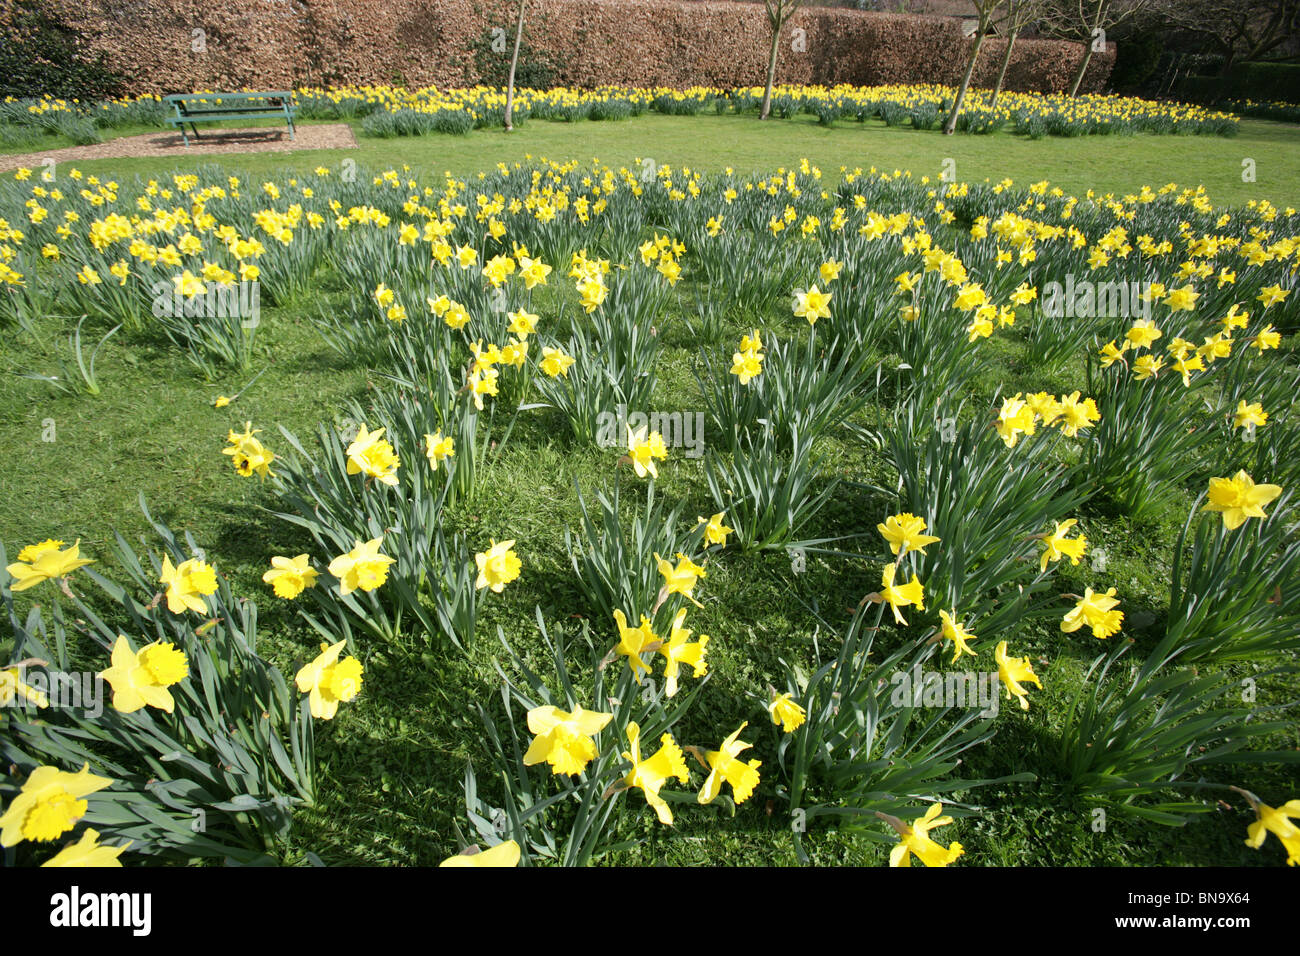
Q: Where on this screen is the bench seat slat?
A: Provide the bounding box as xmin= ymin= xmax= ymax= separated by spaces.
xmin=171 ymin=108 xmax=296 ymax=118
xmin=168 ymin=113 xmax=292 ymax=124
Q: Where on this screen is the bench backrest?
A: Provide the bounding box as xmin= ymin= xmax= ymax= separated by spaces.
xmin=164 ymin=92 xmax=296 ymax=117
xmin=164 ymin=92 xmax=295 ymax=105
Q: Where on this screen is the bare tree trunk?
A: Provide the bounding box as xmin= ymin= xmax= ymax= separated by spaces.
xmin=943 ymin=32 xmax=985 ymax=135
xmin=990 ymin=28 xmax=1018 ymax=107
xmin=759 ymin=23 xmax=782 ymax=120
xmin=1068 ymin=40 xmax=1095 ymax=96
xmin=1158 ymin=52 xmax=1182 ymax=96
xmin=504 ymin=0 xmax=526 ymax=132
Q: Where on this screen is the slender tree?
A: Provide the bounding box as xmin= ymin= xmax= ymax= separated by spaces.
xmin=989 ymin=0 xmax=1047 ymax=107
xmin=760 ymin=0 xmax=803 ymax=120
xmin=504 ymin=0 xmax=526 ymax=132
xmin=1041 ymin=0 xmax=1151 ymax=96
xmin=943 ymin=0 xmax=1008 ymax=135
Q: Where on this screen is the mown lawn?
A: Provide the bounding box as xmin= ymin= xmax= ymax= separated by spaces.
xmin=1 ymin=113 xmax=1297 ymax=866
xmin=5 ymin=112 xmax=1300 ymax=207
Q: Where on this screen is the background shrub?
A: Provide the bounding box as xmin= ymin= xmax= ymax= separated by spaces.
xmin=0 ymin=0 xmax=128 ymax=101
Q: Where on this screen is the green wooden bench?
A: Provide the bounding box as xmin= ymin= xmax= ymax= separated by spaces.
xmin=163 ymin=92 xmax=297 ymax=147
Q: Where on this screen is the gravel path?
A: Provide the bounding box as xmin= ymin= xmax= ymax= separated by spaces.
xmin=0 ymin=123 xmax=358 ymax=173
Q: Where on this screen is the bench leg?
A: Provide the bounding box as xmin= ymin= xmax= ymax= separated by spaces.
xmin=287 ymin=118 xmax=295 ymax=141
xmin=190 ymin=122 xmax=201 ymax=142
xmin=179 ymin=125 xmax=189 ymax=147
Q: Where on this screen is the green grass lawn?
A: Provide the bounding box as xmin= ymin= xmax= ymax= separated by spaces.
xmin=7 ymin=112 xmax=1300 ymax=208
xmin=1 ymin=112 xmax=1297 ymax=867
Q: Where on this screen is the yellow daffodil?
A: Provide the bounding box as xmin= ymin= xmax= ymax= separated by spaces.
xmin=995 ymin=641 xmax=1041 ymax=711
xmin=444 ymin=302 xmax=471 ymax=330
xmin=1133 ymin=354 xmax=1164 ymax=380
xmin=1038 ymin=518 xmax=1088 ymax=572
xmin=475 ymin=539 xmax=522 ymax=593
xmin=938 ymin=610 xmax=978 ymax=663
xmin=222 ymin=422 xmax=275 ymax=479
xmin=328 ymin=537 xmax=395 ymax=595
xmin=1202 ymin=471 xmax=1282 ymax=530
xmin=158 ymin=555 xmax=218 ymax=615
xmin=506 ymin=308 xmax=539 ymax=337
xmin=1239 ymin=791 xmax=1300 ymax=866
xmin=1056 ymin=392 xmax=1101 ymax=437
xmin=626 ymin=425 xmax=668 ymax=479
xmin=659 ymin=608 xmax=709 ymax=697
xmin=1172 ymin=352 xmax=1204 ymax=386
xmin=439 ymin=840 xmax=521 ymax=867
xmin=425 ymin=431 xmax=455 ymax=470
xmin=611 ymin=609 xmax=659 ymax=682
xmin=518 ymin=257 xmax=552 ymax=289
xmin=697 ymin=722 xmax=761 ymax=805
xmin=1099 ymin=339 xmax=1129 ymax=367
xmin=1 ymin=666 xmax=49 ymax=708
xmin=1162 ymin=284 xmax=1198 ymax=312
xmin=866 ymin=562 xmax=925 ymax=625
xmin=1234 ymin=401 xmax=1267 ymax=431
xmin=1251 ymin=324 xmax=1281 ymax=352
xmin=615 ymin=722 xmax=689 ymax=825
xmin=5 ymin=539 xmax=93 ymax=591
xmin=262 ymin=554 xmax=318 ymax=599
xmin=1010 ymin=282 xmax=1037 ymax=305
xmin=996 ymin=393 xmax=1036 ymax=447
xmin=877 ymin=512 xmax=940 ymax=558
xmin=730 ymin=348 xmax=763 ymax=385
xmin=500 ymin=337 xmax=529 ymax=368
xmin=523 ymin=704 xmax=612 ymax=776
xmin=655 ymin=551 xmax=706 ymax=607
xmin=576 ymin=275 xmax=607 ymax=312
xmin=1257 ymin=284 xmax=1289 ymax=308
xmin=881 ymin=803 xmax=964 ymax=867
xmin=481 ymin=254 xmax=516 ymax=287
xmin=1125 ymin=319 xmax=1162 ymax=349
xmin=793 ymin=285 xmax=832 ymax=325
xmin=0 ymin=763 xmax=113 ymax=846
xmin=768 ymin=692 xmax=806 ymax=733
xmin=540 ymin=346 xmax=575 ymax=377
xmin=698 ymin=512 xmax=733 ymax=548
xmin=1061 ymin=587 xmax=1124 ymax=639
xmin=41 ymin=828 xmax=131 ymax=867
xmin=656 ymin=255 xmax=682 ymax=285
xmin=345 ymin=424 xmax=400 ymax=487
xmin=294 ymin=639 xmax=364 ymax=720
xmin=953 ymin=283 xmax=987 ymax=311
xmin=894 ymin=270 xmax=919 ymax=294
xmin=99 ymin=635 xmax=188 ymax=714
xmin=467 ymin=367 xmax=499 ymax=410
xmin=1025 ymin=392 xmax=1062 ymax=426
xmin=1221 ymin=303 xmax=1249 ymax=331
